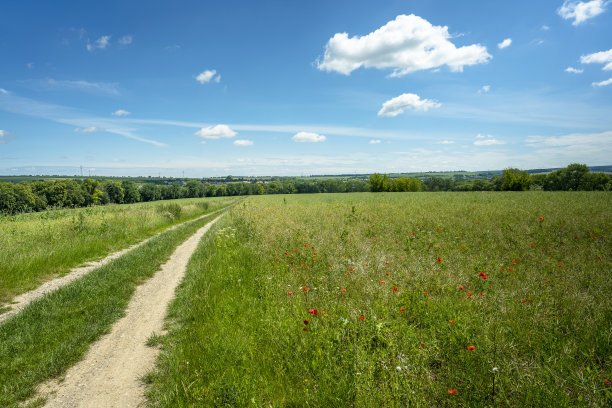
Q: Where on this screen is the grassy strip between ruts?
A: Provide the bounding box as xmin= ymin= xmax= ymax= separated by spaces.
xmin=0 ymin=203 xmax=234 ymax=408
xmin=0 ymin=196 xmax=233 ymax=304
xmin=145 ymin=192 xmax=611 ymax=407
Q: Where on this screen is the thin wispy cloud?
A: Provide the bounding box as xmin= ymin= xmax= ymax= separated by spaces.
xmin=369 ymin=139 xmax=381 ymax=144
xmin=233 ymin=139 xmax=254 ymax=146
xmin=112 ymin=109 xmax=131 ymax=116
xmin=87 ymin=35 xmax=111 ymax=51
xmin=118 ymin=35 xmax=133 ymax=45
xmin=478 ymin=85 xmax=491 ymax=93
xmin=474 ymin=134 xmax=505 ymax=146
xmin=21 ymin=78 xmax=121 ymax=96
xmin=74 ymin=126 xmax=101 ymax=133
xmin=565 ymin=67 xmax=584 ymax=73
xmin=436 ymin=140 xmax=455 ymax=144
xmin=592 ymin=77 xmax=612 ymax=86
xmin=317 ymin=14 xmax=491 ymax=76
xmin=292 ymin=132 xmax=326 ymax=143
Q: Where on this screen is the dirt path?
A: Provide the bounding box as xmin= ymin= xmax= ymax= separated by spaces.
xmin=37 ymin=214 xmax=223 ymax=408
xmin=0 ymin=209 xmax=220 ymax=325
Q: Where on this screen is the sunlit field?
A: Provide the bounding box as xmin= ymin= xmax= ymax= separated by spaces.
xmin=147 ymin=192 xmax=611 ymax=407
xmin=0 ymin=196 xmax=232 ymax=304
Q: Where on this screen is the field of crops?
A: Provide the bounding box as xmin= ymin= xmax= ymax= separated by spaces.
xmin=0 ymin=197 xmax=232 ymax=304
xmin=146 ymin=192 xmax=611 ymax=407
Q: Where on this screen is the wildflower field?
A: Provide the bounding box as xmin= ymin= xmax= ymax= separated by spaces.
xmin=147 ymin=192 xmax=611 ymax=407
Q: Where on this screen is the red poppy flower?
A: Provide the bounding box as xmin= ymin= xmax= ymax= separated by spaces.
xmin=449 ymin=320 xmax=455 ymax=323
xmin=467 ymin=292 xmax=472 ymax=297
xmin=480 ymin=292 xmax=485 ymax=296
xmin=478 ymin=272 xmax=485 ymax=277
xmin=393 ymin=286 xmax=398 ymax=292
xmin=399 ymin=307 xmax=405 ymax=312
xmin=512 ymin=258 xmax=517 ymax=262
xmin=358 ymin=316 xmax=365 ymax=321
xmin=284 ymin=252 xmax=288 ymax=255
xmin=314 ymin=310 xmax=318 ymax=315
xmin=521 ymin=299 xmax=527 ymax=303
xmin=419 ymin=343 xmax=425 ymax=348
xmin=303 ymin=320 xmax=309 ymax=325
xmin=302 ymin=287 xmax=309 ymax=292
xmin=467 ymin=345 xmax=475 ymax=351
xmin=557 ymin=264 xmax=562 ymax=267
xmin=538 ymin=217 xmax=544 ymax=221
xmin=447 ymin=389 xmax=458 ymax=394
xmin=328 ymin=265 xmax=332 ymax=268
xmin=308 ymin=309 xmax=315 ymax=314
xmin=459 ymin=286 xmax=464 ymax=290
xmin=380 ymin=280 xmax=385 ymax=284
xmin=341 ymin=288 xmax=347 ymax=292
xmin=437 ymin=257 xmax=442 ymax=263
xmin=386 ymin=272 xmax=389 ymax=276
xmin=481 ymin=274 xmax=488 ymax=279
xmin=287 ymin=291 xmax=293 ymax=295
xmin=385 ymin=260 xmax=390 ymax=265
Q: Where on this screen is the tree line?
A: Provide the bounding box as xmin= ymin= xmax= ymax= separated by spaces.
xmin=0 ymin=164 xmax=609 ymax=215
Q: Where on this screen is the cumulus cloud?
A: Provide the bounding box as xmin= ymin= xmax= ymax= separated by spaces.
xmin=118 ymin=35 xmax=133 ymax=45
xmin=195 ymin=124 xmax=236 ymax=139
xmin=292 ymin=132 xmax=326 ymax=143
xmin=87 ymin=35 xmax=111 ymax=51
xmin=565 ymin=66 xmax=584 ymax=73
xmin=478 ymin=85 xmax=491 ymax=93
xmin=74 ymin=126 xmax=101 ymax=133
xmin=580 ymin=48 xmax=612 ymax=70
xmin=593 ymin=77 xmax=612 ymax=86
xmin=112 ymin=109 xmax=131 ymax=116
xmin=498 ymin=38 xmax=512 ymax=49
xmin=474 ymin=134 xmax=505 ymax=146
xmin=317 ymin=14 xmax=491 ymax=77
xmin=233 ymin=139 xmax=254 ymax=146
xmin=557 ymin=0 xmax=607 ymax=25
xmin=378 ymin=93 xmax=441 ymax=117
xmin=369 ymin=139 xmax=381 ymax=144
xmin=196 ymin=69 xmax=221 ymax=84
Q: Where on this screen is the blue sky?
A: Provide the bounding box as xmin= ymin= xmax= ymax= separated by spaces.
xmin=0 ymin=0 xmax=611 ymax=177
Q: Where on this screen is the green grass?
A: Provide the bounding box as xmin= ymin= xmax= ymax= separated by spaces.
xmin=0 ymin=196 xmax=232 ymax=304
xmin=0 ymin=205 xmax=234 ymax=408
xmin=146 ymin=192 xmax=611 ymax=407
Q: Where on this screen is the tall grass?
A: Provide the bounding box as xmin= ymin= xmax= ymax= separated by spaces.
xmin=0 ymin=197 xmax=232 ymax=304
xmin=146 ymin=192 xmax=611 ymax=407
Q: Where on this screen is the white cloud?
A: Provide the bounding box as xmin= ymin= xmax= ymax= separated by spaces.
xmin=87 ymin=35 xmax=111 ymax=51
xmin=369 ymin=139 xmax=381 ymax=144
xmin=541 ymin=25 xmax=551 ymax=30
xmin=565 ymin=66 xmax=584 ymax=73
xmin=118 ymin=35 xmax=133 ymax=45
xmin=0 ymin=88 xmax=8 ymax=94
xmin=112 ymin=109 xmax=131 ymax=116
xmin=74 ymin=126 xmax=101 ymax=133
xmin=479 ymin=85 xmax=491 ymax=93
xmin=498 ymin=38 xmax=512 ymax=49
xmin=292 ymin=132 xmax=326 ymax=143
xmin=233 ymin=139 xmax=254 ymax=146
xmin=558 ymin=1 xmax=607 ymax=25
xmin=593 ymin=77 xmax=612 ymax=86
xmin=436 ymin=140 xmax=455 ymax=144
xmin=474 ymin=134 xmax=505 ymax=146
xmin=196 ymin=69 xmax=221 ymax=84
xmin=195 ymin=124 xmax=236 ymax=139
xmin=378 ymin=93 xmax=441 ymax=117
xmin=580 ymin=48 xmax=612 ymax=70
xmin=317 ymin=14 xmax=491 ymax=77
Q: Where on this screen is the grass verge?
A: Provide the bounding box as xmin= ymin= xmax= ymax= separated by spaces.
xmin=146 ymin=192 xmax=611 ymax=407
xmin=0 ymin=206 xmax=231 ymax=408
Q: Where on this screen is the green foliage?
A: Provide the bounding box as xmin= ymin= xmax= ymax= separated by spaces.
xmin=370 ymin=173 xmax=422 ymax=192
xmin=101 ymin=181 xmax=124 ymax=204
xmin=121 ymin=181 xmax=140 ymax=203
xmin=536 ymin=163 xmax=611 ymax=191
xmin=501 ymin=168 xmax=532 ymax=191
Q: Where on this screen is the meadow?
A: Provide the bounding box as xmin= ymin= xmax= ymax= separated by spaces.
xmin=0 ymin=196 xmax=232 ymax=305
xmin=146 ymin=192 xmax=611 ymax=407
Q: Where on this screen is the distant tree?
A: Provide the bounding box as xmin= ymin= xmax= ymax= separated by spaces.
xmin=369 ymin=173 xmax=385 ymax=192
xmin=121 ymin=181 xmax=140 ymax=203
xmin=184 ymin=180 xmax=202 ymax=198
xmin=82 ymin=178 xmax=103 ymax=205
xmin=140 ymin=184 xmax=161 ymax=202
xmin=101 ymin=181 xmax=124 ymax=204
xmin=501 ymin=168 xmax=532 ymax=191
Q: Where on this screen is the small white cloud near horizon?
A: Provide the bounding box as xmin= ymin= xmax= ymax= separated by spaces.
xmin=87 ymin=35 xmax=111 ymax=51
xmin=118 ymin=35 xmax=133 ymax=45
xmin=317 ymin=14 xmax=491 ymax=77
xmin=378 ymin=93 xmax=441 ymax=117
xmin=592 ymin=77 xmax=612 ymax=86
xmin=195 ymin=124 xmax=236 ymax=139
xmin=369 ymin=139 xmax=381 ymax=144
xmin=580 ymin=48 xmax=612 ymax=70
xmin=196 ymin=69 xmax=221 ymax=84
xmin=498 ymin=38 xmax=512 ymax=49
xmin=474 ymin=134 xmax=505 ymax=146
xmin=292 ymin=132 xmax=327 ymax=143
xmin=436 ymin=140 xmax=455 ymax=144
xmin=112 ymin=109 xmax=131 ymax=116
xmin=74 ymin=126 xmax=101 ymax=133
xmin=558 ymin=0 xmax=607 ymax=26
xmin=233 ymin=139 xmax=254 ymax=146
xmin=478 ymin=85 xmax=491 ymax=93
xmin=565 ymin=66 xmax=584 ymax=73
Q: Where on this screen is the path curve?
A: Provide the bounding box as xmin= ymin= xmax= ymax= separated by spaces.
xmin=39 ymin=214 xmax=223 ymax=408
xmin=0 ymin=209 xmax=221 ymax=325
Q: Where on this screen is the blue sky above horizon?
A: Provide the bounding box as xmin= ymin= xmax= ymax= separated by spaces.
xmin=1 ymin=0 xmax=611 ymax=177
